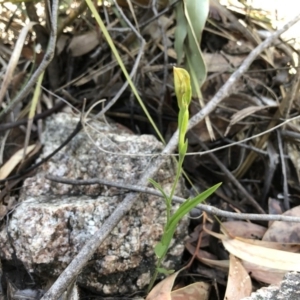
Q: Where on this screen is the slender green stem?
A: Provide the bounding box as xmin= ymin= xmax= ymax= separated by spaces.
xmin=147 ymin=256 xmax=163 ymax=293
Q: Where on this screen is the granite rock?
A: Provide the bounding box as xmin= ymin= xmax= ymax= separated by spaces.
xmin=0 ymin=113 xmax=189 ymax=295
xmin=242 ymin=272 xmax=300 ymax=300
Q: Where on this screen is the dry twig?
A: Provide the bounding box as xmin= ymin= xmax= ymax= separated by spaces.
xmin=0 ymin=0 xmax=58 ymax=118
xmin=46 ymin=175 xmax=300 ymax=223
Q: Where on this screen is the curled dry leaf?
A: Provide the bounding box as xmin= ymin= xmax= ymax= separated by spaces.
xmin=222 ymin=221 xmax=267 ymax=239
xmin=146 ymin=269 xmax=210 ymax=300
xmin=242 ymin=261 xmax=286 ymax=285
xmin=68 ymin=31 xmax=99 ymax=57
xmin=225 ymin=254 xmax=252 ymax=300
xmin=171 ymin=282 xmax=210 ymax=300
xmin=205 ymin=228 xmax=300 ymax=285
xmin=185 ymin=242 xmax=229 ymax=271
xmin=146 ymin=271 xmax=179 ymax=300
xmin=263 ymin=205 xmax=300 ymax=243
xmin=222 ymin=235 xmax=300 ymax=271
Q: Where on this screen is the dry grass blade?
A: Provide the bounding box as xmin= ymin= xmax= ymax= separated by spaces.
xmin=0 ymin=22 xmax=35 ymax=107
xmin=22 ymin=72 xmax=44 ymax=161
xmin=235 ymin=48 xmax=300 ymax=179
xmin=224 ymin=105 xmax=276 ymax=136
xmin=0 ymin=144 xmax=36 ymax=180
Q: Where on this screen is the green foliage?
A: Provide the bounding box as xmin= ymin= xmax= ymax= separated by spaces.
xmin=155 ymin=183 xmax=221 ymax=260
xmin=174 ymin=67 xmax=191 ymax=157
xmin=148 ymin=67 xmax=221 ymax=292
xmin=174 ymin=0 xmax=209 ymax=96
xmin=156 ymin=267 xmax=174 ymax=276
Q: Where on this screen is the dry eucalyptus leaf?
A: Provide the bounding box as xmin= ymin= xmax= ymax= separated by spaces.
xmin=186 ymin=240 xmax=229 ymax=271
xmin=263 ymin=205 xmax=300 ymax=243
xmin=222 ymin=235 xmax=300 ymax=271
xmin=242 ymin=261 xmax=286 ymax=285
xmin=146 ymin=271 xmax=179 ymax=300
xmin=222 ymin=221 xmax=267 ymax=239
xmin=205 ymin=229 xmax=300 ymax=273
xmin=225 ymin=254 xmax=252 ymax=300
xmin=68 ymin=31 xmax=99 ymax=57
xmin=171 ymin=282 xmax=210 ymax=300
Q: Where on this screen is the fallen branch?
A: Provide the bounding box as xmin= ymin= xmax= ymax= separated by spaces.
xmin=46 ymin=175 xmax=300 ymax=223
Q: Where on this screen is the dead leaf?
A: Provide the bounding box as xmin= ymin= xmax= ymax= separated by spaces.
xmin=143 ymin=16 xmax=173 ymax=44
xmin=185 ymin=242 xmax=229 ymax=271
xmin=171 ymin=282 xmax=210 ymax=300
xmin=263 ymin=205 xmax=300 ymax=243
xmin=204 ymin=53 xmax=246 ymax=73
xmin=205 ymin=229 xmax=300 ymax=272
xmin=242 ymin=261 xmax=285 ymax=285
xmin=222 ymin=235 xmax=300 ymax=271
xmin=146 ymin=271 xmax=179 ymax=300
xmin=222 ymin=221 xmax=267 ymax=239
xmin=68 ymin=31 xmax=99 ymax=57
xmin=225 ymin=254 xmax=252 ymax=299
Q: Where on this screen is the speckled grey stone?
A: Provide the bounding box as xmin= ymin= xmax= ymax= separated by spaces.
xmin=0 ymin=113 xmax=189 ymax=295
xmin=242 ymin=272 xmax=300 ymax=300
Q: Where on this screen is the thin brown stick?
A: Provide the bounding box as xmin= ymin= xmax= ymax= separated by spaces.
xmin=0 ymin=0 xmax=58 ymax=118
xmin=41 ymin=14 xmax=300 ymax=300
xmin=0 ymin=101 xmax=65 ymax=132
xmin=46 ymin=175 xmax=300 ymax=223
xmin=57 ymin=1 xmax=87 ymax=37
xmin=195 ymin=138 xmax=265 ymax=213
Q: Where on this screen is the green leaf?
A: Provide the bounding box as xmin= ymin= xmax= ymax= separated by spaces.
xmin=174 ymin=1 xmax=188 ymax=65
xmin=155 ymin=242 xmax=167 ymax=258
xmin=183 ymin=0 xmax=209 ymax=94
xmin=184 ymin=0 xmax=209 ymax=45
xmin=161 ymin=183 xmax=221 ymax=248
xmin=157 ymin=267 xmax=175 ymax=275
xmin=169 ymin=183 xmax=221 ymax=231
xmin=179 ymin=141 xmax=188 ymax=157
xmin=149 ymin=178 xmax=169 ymax=200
